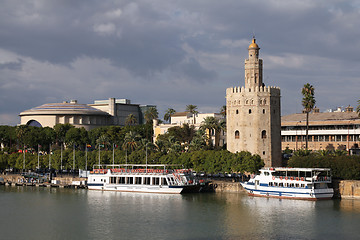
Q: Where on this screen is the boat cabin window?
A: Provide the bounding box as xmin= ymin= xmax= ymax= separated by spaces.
xmin=153 ymin=177 xmax=160 ymax=185
xmin=144 ymin=177 xmax=151 ymax=185
xmin=287 ymin=171 xmax=298 ymax=178
xmin=274 ymin=182 xmax=278 ymax=187
xmin=269 ymin=182 xmax=273 ymax=186
xmin=307 ymin=184 xmax=312 ymax=189
xmin=135 ymin=177 xmax=142 ymax=184
xmin=301 ymin=184 xmax=305 ymax=188
xmin=161 ymin=177 xmax=168 ymax=185
xmin=264 ymin=172 xmax=270 ymax=176
xmin=300 ymin=171 xmax=312 ymax=178
xmin=119 ymin=177 xmax=126 ymax=184
xmin=279 ymin=183 xmax=284 ymax=187
xmin=110 ymin=177 xmax=116 ymax=184
xmin=295 ymin=183 xmax=299 ymax=188
xmin=127 ymin=177 xmax=133 ymax=184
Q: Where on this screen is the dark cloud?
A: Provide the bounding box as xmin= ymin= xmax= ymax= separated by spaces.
xmin=0 ymin=0 xmax=359 ymax=125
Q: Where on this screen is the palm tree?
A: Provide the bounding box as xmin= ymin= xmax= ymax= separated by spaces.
xmin=144 ymin=107 xmax=159 ymax=124
xmin=164 ymin=108 xmax=176 ymax=123
xmin=186 ymin=104 xmax=198 ymax=124
xmin=301 ymin=83 xmax=316 ymax=150
xmin=200 ymin=116 xmax=222 ymax=147
xmin=122 ymin=131 xmax=141 ymax=152
xmin=220 ymin=105 xmax=226 ymax=117
xmin=357 ymin=99 xmax=360 ymax=117
xmin=125 ymin=114 xmax=138 ymax=126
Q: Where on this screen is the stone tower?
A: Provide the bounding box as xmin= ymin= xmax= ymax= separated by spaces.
xmin=226 ymin=38 xmax=281 ymax=167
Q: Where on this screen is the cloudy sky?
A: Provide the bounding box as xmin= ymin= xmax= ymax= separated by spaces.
xmin=0 ymin=0 xmax=359 ymax=125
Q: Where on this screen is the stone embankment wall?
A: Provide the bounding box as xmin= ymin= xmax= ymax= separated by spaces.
xmin=211 ymin=179 xmax=360 ymax=199
xmin=333 ymin=180 xmax=360 ymax=199
xmin=0 ymin=174 xmax=24 ymax=183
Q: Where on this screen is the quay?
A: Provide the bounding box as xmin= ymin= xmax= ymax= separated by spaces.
xmin=0 ymin=174 xmax=87 ymax=189
xmin=2 ymin=173 xmax=360 ymax=199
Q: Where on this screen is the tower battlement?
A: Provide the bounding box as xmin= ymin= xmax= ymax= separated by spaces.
xmin=226 ymin=86 xmax=280 ymax=95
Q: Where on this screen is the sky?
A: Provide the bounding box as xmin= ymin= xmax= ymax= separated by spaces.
xmin=0 ymin=0 xmax=359 ymax=125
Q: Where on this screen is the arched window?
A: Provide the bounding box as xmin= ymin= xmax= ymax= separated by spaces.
xmin=249 ymin=109 xmax=252 ymax=114
xmin=236 ymin=109 xmax=239 ymax=114
xmin=263 ymin=109 xmax=265 ymax=114
xmin=261 ymin=130 xmax=267 ymax=139
xmin=235 ymin=130 xmax=240 ymax=139
xmin=245 ymin=100 xmax=249 ymax=105
xmin=260 ymin=100 xmax=263 ymax=105
xmin=27 ymin=120 xmax=42 ymax=127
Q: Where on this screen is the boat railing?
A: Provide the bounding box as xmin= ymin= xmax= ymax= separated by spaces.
xmin=313 ymin=176 xmax=331 ymax=183
xmin=90 ymin=168 xmax=193 ymax=175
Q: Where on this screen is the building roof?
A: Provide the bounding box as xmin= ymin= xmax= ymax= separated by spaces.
xmin=171 ymin=112 xmax=191 ymax=117
xmin=248 ymin=38 xmax=259 ymax=49
xmin=281 ymin=112 xmax=360 ymax=126
xmin=20 ymin=102 xmax=110 ymax=116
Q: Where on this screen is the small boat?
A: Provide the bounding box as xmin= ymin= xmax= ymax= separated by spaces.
xmin=241 ymin=167 xmax=334 ymax=200
xmin=87 ymin=164 xmax=201 ymax=194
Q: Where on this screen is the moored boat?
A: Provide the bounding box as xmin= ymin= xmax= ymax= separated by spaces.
xmin=241 ymin=167 xmax=334 ymax=200
xmin=87 ymin=164 xmax=201 ymax=194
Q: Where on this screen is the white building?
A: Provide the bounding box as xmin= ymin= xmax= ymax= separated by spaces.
xmin=153 ymin=112 xmax=226 ymax=146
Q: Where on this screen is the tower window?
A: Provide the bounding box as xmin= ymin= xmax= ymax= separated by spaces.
xmin=235 ymin=131 xmax=240 ymax=139
xmin=236 ymin=110 xmax=239 ymax=114
xmin=261 ymin=130 xmax=267 ymax=139
xmin=263 ymin=109 xmax=265 ymax=114
xmin=263 ymin=151 xmax=266 ymax=155
xmin=249 ymin=109 xmax=252 ymax=114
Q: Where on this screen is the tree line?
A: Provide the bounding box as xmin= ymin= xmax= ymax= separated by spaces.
xmin=0 ymin=120 xmax=263 ymax=173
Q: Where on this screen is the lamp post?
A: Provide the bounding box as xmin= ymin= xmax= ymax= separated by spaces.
xmin=296 ymin=121 xmax=301 ymax=150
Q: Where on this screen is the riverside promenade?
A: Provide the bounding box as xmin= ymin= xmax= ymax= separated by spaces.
xmin=0 ymin=174 xmax=87 ymax=188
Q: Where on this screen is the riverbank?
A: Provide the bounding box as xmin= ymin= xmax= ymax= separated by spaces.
xmin=2 ymin=174 xmax=360 ymax=199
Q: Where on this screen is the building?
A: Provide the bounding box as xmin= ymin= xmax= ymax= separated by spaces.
xmin=20 ymin=98 xmax=156 ymax=130
xmin=19 ymin=100 xmax=111 ymax=131
xmin=281 ymin=106 xmax=360 ymax=152
xmin=226 ymin=38 xmax=282 ymax=167
xmin=153 ymin=112 xmax=226 ymax=146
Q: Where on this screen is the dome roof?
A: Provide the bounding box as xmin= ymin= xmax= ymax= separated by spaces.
xmin=20 ymin=102 xmax=110 ymax=116
xmin=248 ymin=38 xmax=259 ymax=49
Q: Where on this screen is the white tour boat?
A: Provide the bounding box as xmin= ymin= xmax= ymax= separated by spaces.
xmin=241 ymin=167 xmax=334 ymax=200
xmin=87 ymin=164 xmax=201 ymax=194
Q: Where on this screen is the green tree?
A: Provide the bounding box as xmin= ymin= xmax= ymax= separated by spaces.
xmin=122 ymin=131 xmax=141 ymax=152
xmin=186 ymin=104 xmax=198 ymax=124
xmin=301 ymin=83 xmax=316 ymax=150
xmin=220 ymin=105 xmax=226 ymax=117
xmin=144 ymin=107 xmax=159 ymax=124
xmin=125 ymin=114 xmax=138 ymax=126
xmin=164 ymin=108 xmax=176 ymax=123
xmin=200 ymin=116 xmax=222 ymax=148
xmin=357 ymin=99 xmax=360 ymax=117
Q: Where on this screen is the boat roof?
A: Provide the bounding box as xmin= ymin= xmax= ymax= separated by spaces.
xmin=261 ymin=167 xmax=331 ymax=172
xmin=93 ymin=164 xmax=183 ymax=168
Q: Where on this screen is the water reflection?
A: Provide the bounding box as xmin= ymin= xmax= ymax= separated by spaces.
xmin=1 ymin=186 xmax=360 ymax=240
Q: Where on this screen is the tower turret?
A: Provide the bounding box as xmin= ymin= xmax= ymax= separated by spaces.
xmin=244 ymin=37 xmax=263 ymax=89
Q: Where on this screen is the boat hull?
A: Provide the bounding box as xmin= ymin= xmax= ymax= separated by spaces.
xmin=241 ymin=183 xmax=333 ymax=200
xmin=87 ymin=183 xmax=200 ymax=194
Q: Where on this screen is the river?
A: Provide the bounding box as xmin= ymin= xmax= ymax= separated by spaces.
xmin=1 ymin=186 xmax=360 ymax=240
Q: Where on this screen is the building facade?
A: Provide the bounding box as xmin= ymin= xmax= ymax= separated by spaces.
xmin=19 ymin=100 xmax=111 ymax=131
xmin=20 ymin=98 xmax=156 ymax=130
xmin=153 ymin=112 xmax=226 ymax=146
xmin=226 ymin=38 xmax=282 ymax=167
xmin=281 ymin=107 xmax=360 ymax=153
